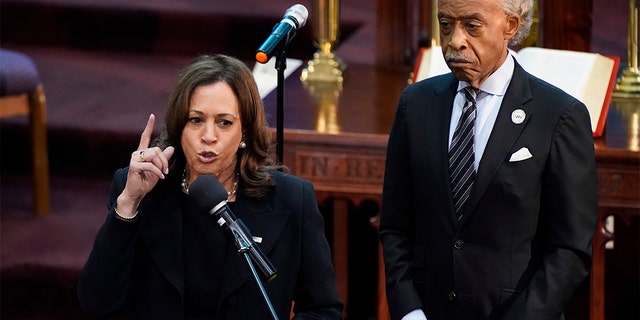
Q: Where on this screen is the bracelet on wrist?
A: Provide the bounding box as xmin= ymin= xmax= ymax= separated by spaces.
xmin=114 ymin=204 xmax=139 ymax=221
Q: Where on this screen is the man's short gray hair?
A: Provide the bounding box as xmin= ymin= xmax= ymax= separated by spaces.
xmin=502 ymin=0 xmax=534 ymax=46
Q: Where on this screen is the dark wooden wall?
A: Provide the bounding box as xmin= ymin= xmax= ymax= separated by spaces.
xmin=375 ymin=0 xmax=594 ymax=66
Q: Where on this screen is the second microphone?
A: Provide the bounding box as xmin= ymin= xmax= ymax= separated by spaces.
xmin=189 ymin=174 xmax=278 ymax=282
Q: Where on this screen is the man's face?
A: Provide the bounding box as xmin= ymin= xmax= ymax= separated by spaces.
xmin=438 ymin=0 xmax=518 ymax=87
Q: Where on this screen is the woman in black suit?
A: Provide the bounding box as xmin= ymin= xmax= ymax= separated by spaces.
xmin=77 ymin=54 xmax=343 ymax=319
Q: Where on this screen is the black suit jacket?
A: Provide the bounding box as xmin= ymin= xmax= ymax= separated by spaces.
xmin=380 ymin=60 xmax=598 ymax=320
xmin=78 ymin=169 xmax=343 ymax=319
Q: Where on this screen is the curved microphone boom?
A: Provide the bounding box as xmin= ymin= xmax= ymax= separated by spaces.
xmin=189 ymin=175 xmax=277 ymax=281
xmin=255 ymin=4 xmax=308 ymax=64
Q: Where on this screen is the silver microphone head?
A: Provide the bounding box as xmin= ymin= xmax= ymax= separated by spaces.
xmin=284 ymin=4 xmax=309 ymax=29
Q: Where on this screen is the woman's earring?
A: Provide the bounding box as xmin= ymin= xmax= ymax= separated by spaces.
xmin=239 ymin=141 xmax=247 ymax=149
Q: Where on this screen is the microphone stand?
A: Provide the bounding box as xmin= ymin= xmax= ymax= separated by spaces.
xmin=274 ymin=30 xmax=296 ymax=166
xmin=232 ymin=230 xmax=279 ymax=320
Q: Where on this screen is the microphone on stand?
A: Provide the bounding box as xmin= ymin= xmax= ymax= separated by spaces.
xmin=255 ymin=4 xmax=309 ymax=64
xmin=189 ymin=175 xmax=277 ymax=282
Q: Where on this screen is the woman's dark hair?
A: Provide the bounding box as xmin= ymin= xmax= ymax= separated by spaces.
xmin=153 ymin=54 xmax=281 ymax=198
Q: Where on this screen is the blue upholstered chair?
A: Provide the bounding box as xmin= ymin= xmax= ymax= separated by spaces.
xmin=0 ymin=49 xmax=50 ymax=216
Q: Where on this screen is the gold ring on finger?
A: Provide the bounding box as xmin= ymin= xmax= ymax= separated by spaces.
xmin=140 ymin=150 xmax=145 ymax=162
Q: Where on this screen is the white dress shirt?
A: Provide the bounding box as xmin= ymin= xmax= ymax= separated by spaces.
xmin=447 ymin=52 xmax=515 ymax=170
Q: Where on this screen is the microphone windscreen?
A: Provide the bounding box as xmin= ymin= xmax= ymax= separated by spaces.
xmin=188 ymin=175 xmax=228 ymax=210
xmin=285 ymin=4 xmax=308 ymax=28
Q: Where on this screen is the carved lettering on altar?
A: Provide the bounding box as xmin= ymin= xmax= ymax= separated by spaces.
xmin=597 ymin=168 xmax=640 ymax=201
xmin=299 ymin=155 xmax=329 ymax=177
xmin=295 ymin=151 xmax=385 ymax=184
xmin=598 ymin=173 xmax=624 ymax=196
xmin=346 ymin=158 xmax=385 ymax=180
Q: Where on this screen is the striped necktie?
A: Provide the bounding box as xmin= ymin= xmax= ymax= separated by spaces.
xmin=449 ymin=86 xmax=478 ymax=221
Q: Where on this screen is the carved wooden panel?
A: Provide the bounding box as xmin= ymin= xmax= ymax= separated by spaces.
xmin=591 ymin=147 xmax=639 ymax=320
xmin=281 ymin=129 xmax=388 ymax=199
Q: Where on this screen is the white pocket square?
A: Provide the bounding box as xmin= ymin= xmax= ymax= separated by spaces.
xmin=509 ymin=147 xmax=533 ymax=162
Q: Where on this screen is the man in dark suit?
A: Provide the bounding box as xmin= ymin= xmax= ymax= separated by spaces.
xmin=379 ymin=0 xmax=599 ymax=319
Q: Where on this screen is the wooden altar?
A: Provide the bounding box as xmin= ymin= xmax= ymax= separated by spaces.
xmin=591 ymin=97 xmax=640 ymax=320
xmin=264 ymin=62 xmax=640 ymax=319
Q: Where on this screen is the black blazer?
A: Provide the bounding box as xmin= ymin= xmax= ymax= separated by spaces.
xmin=78 ymin=169 xmax=343 ymax=319
xmin=380 ymin=59 xmax=598 ymax=320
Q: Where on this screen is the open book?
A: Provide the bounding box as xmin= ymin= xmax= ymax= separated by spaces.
xmin=412 ymin=46 xmax=620 ymax=137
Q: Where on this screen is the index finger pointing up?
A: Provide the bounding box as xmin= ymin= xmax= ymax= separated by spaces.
xmin=138 ymin=114 xmax=156 ymax=151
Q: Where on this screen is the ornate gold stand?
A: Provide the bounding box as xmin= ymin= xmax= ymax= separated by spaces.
xmin=301 ymin=51 xmax=345 ymax=83
xmin=301 ymin=0 xmax=345 ymax=133
xmin=300 ymin=0 xmax=345 ymax=84
xmin=613 ymin=0 xmax=640 ymax=98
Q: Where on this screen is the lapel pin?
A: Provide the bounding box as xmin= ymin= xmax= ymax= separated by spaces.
xmin=511 ymin=109 xmax=526 ymax=124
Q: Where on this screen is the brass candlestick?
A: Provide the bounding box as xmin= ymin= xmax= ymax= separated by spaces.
xmin=300 ymin=0 xmax=345 ymax=83
xmin=613 ymin=0 xmax=640 ymax=98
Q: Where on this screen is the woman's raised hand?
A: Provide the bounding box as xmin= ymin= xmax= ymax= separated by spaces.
xmin=116 ymin=114 xmax=175 ymax=218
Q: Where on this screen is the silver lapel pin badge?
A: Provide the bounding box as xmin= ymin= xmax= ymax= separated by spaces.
xmin=511 ymin=109 xmax=526 ymax=124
